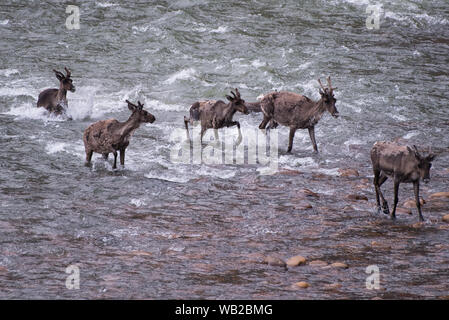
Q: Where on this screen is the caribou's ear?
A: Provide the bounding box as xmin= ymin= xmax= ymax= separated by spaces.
xmin=126 ymin=100 xmax=136 ymax=111
xmin=225 ymin=95 xmax=233 ymax=102
xmin=426 ymin=154 xmax=435 ymax=162
xmin=54 ymin=70 xmax=64 ymax=81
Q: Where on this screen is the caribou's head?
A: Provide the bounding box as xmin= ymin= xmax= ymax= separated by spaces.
xmin=54 ymin=67 xmax=75 ymax=93
xmin=410 ymin=145 xmax=435 ymax=183
xmin=126 ymin=100 xmax=156 ymax=123
xmin=226 ymin=88 xmax=249 ymax=115
xmin=318 ymin=76 xmax=338 ymax=118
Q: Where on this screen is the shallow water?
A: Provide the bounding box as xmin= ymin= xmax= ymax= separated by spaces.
xmin=0 ymin=0 xmax=448 ymax=299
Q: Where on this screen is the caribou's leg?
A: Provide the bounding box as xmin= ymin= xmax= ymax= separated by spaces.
xmin=391 ymin=177 xmax=400 ymax=220
xmin=226 ymin=121 xmax=242 ymax=146
xmin=414 ymin=181 xmax=424 ymax=222
xmin=184 ymin=116 xmax=190 ymax=140
xmin=200 ymin=126 xmax=207 ymax=144
xmin=120 ymin=148 xmax=126 ymax=167
xmin=373 ymin=169 xmax=382 ymax=213
xmin=374 ymin=171 xmax=389 ymax=214
xmin=85 ymin=150 xmax=93 ymax=167
xmin=287 ymin=127 xmax=296 ymax=153
xmin=259 ymin=115 xmax=271 ymax=130
xmin=268 ymin=120 xmax=278 ymax=129
xmin=112 ymin=151 xmax=118 ymax=170
xmin=308 ymin=126 xmax=318 ymax=153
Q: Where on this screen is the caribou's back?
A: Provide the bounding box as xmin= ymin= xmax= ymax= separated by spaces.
xmin=260 ymin=91 xmax=314 ymax=127
xmin=371 ymin=141 xmax=419 ymax=182
xmin=83 ymin=119 xmax=120 ymax=154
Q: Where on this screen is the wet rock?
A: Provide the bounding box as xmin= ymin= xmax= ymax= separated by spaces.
xmin=294 ymin=281 xmax=309 ymax=288
xmin=330 ymin=262 xmax=348 ymax=269
xmin=396 ymin=207 xmax=412 ymax=215
xmin=0 ymin=266 xmax=7 ymax=273
xmin=127 ymin=251 xmax=152 ymax=257
xmin=403 ymin=198 xmax=425 ymax=208
xmin=298 ymin=188 xmax=320 ymax=198
xmin=442 ymin=214 xmax=449 ymax=223
xmin=412 ymin=222 xmax=424 ymax=228
xmin=324 ymin=283 xmax=342 ymax=290
xmin=345 ymin=194 xmax=368 ymax=201
xmin=338 ymin=168 xmax=359 ymax=177
xmin=286 ymin=255 xmax=307 ymax=267
xmin=371 ymin=241 xmax=391 ymax=250
xmin=309 ymin=260 xmax=328 ymax=267
xmin=296 ymin=203 xmax=313 ymax=210
xmin=263 ymin=255 xmax=286 ymax=268
xmin=430 ymin=192 xmax=449 ymax=199
xmin=343 ymin=205 xmax=355 ymax=213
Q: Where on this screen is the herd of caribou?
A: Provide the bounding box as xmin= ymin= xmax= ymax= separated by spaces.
xmin=37 ymin=67 xmax=436 ymax=222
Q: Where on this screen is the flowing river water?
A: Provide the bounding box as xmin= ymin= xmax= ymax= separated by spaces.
xmin=0 ymin=0 xmax=448 ymax=299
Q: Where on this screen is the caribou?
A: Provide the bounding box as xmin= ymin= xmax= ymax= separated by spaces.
xmin=37 ymin=67 xmax=75 ymax=117
xmin=184 ymin=88 xmax=249 ymax=143
xmin=370 ymin=141 xmax=435 ymax=221
xmin=83 ymin=100 xmax=155 ymax=169
xmin=252 ymin=77 xmax=339 ymax=153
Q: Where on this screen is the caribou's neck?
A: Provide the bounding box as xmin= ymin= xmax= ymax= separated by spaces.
xmin=118 ymin=114 xmax=141 ymax=138
xmin=57 ymin=83 xmax=67 ymax=103
xmin=224 ymin=103 xmax=238 ymax=120
xmin=306 ymin=98 xmax=327 ymax=127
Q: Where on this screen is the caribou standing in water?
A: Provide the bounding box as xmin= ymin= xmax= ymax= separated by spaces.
xmin=246 ymin=77 xmax=339 ymax=153
xmin=370 ymin=141 xmax=435 ymax=221
xmin=37 ymin=67 xmax=75 ymax=118
xmin=83 ymin=100 xmax=155 ymax=169
xmin=184 ymin=88 xmax=249 ymax=143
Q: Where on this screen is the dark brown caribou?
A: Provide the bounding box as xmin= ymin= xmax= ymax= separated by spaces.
xmin=184 ymin=88 xmax=249 ymax=143
xmin=370 ymin=141 xmax=435 ymax=221
xmin=255 ymin=77 xmax=339 ymax=153
xmin=83 ymin=100 xmax=155 ymax=169
xmin=37 ymin=67 xmax=75 ymax=117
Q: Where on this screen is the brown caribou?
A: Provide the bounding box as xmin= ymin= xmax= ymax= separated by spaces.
xmin=37 ymin=67 xmax=75 ymax=117
xmin=184 ymin=88 xmax=249 ymax=143
xmin=253 ymin=77 xmax=339 ymax=153
xmin=83 ymin=100 xmax=155 ymax=169
xmin=370 ymin=141 xmax=435 ymax=221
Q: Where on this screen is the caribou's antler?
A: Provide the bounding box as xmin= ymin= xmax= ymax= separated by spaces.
xmin=234 ymin=88 xmax=240 ymax=98
xmin=327 ymin=76 xmax=337 ymax=92
xmin=318 ymin=78 xmax=327 ymax=93
xmin=137 ymin=101 xmax=144 ymax=110
xmin=64 ymin=67 xmax=71 ymax=78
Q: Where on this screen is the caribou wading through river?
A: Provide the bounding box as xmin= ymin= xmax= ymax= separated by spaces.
xmin=248 ymin=77 xmax=339 ymax=153
xmin=83 ymin=100 xmax=155 ymax=169
xmin=370 ymin=141 xmax=435 ymax=221
xmin=37 ymin=67 xmax=75 ymax=118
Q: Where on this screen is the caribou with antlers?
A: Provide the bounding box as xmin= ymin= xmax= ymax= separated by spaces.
xmin=83 ymin=100 xmax=155 ymax=169
xmin=254 ymin=77 xmax=339 ymax=153
xmin=184 ymin=88 xmax=249 ymax=143
xmin=37 ymin=67 xmax=75 ymax=117
xmin=371 ymin=141 xmax=435 ymax=221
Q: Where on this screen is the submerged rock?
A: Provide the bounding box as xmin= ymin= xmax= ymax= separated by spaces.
xmin=338 ymin=168 xmax=359 ymax=177
xmin=308 ymin=260 xmax=328 ymax=267
xmin=442 ymin=214 xmax=449 ymax=223
xmin=330 ymin=262 xmax=348 ymax=269
xmin=286 ymin=255 xmax=307 ymax=267
xmin=403 ymin=198 xmax=425 ymax=208
xmin=396 ymin=207 xmax=412 ymax=215
xmin=324 ymin=283 xmax=342 ymax=290
xmin=345 ymin=194 xmax=368 ymax=201
xmin=263 ymin=255 xmax=287 ymax=268
xmin=294 ymin=281 xmax=309 ymax=288
xmin=430 ymin=192 xmax=449 ymax=199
